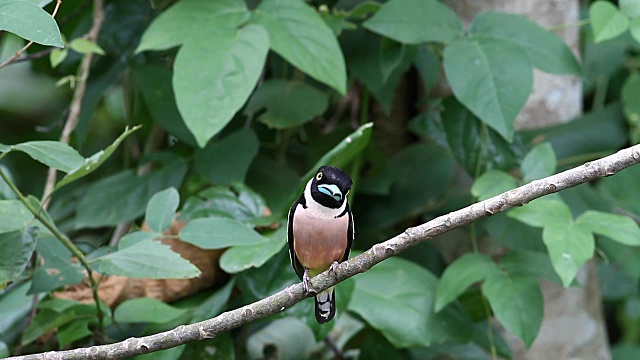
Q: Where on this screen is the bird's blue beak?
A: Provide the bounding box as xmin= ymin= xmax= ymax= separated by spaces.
xmin=317 ymin=184 xmax=343 ymax=202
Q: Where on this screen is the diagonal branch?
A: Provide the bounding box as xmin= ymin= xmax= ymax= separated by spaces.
xmin=8 ymin=143 xmax=640 ymax=360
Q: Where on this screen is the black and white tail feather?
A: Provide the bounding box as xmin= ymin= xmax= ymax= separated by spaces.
xmin=315 ymin=288 xmax=336 ymax=323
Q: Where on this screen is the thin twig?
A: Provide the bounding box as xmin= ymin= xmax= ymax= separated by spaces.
xmin=0 ymin=0 xmax=63 ymax=70
xmin=7 ymin=144 xmax=640 ymax=360
xmin=42 ymin=0 xmax=105 ymax=207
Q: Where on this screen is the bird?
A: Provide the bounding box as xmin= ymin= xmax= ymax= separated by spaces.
xmin=287 ymin=165 xmax=354 ymax=323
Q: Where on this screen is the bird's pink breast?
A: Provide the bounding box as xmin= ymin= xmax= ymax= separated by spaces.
xmin=293 ymin=208 xmax=348 ymax=273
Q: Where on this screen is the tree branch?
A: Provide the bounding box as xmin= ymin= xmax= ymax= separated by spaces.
xmin=42 ymin=0 xmax=105 ymax=207
xmin=8 ymin=143 xmax=640 ymax=360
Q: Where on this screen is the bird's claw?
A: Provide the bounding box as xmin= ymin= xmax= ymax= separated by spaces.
xmin=329 ymin=261 xmax=340 ymax=279
xmin=303 ymin=268 xmax=316 ymax=295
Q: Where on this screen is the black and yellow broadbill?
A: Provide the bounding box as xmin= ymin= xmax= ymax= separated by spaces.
xmin=287 ymin=166 xmax=354 ymax=323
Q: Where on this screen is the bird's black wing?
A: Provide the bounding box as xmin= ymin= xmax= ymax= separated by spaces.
xmin=341 ymin=203 xmax=354 ymax=263
xmin=287 ymin=197 xmax=306 ymax=280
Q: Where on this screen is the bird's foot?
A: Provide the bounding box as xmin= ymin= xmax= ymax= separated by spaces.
xmin=329 ymin=261 xmax=340 ymax=279
xmin=303 ymin=268 xmax=316 ymax=295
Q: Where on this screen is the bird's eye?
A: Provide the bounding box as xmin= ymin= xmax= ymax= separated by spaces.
xmin=316 ymin=172 xmax=323 ymax=180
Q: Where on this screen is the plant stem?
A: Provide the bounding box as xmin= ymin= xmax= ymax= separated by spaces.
xmin=0 ymin=167 xmax=105 ymax=331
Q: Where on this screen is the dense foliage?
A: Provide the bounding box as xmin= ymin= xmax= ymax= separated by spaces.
xmin=1 ymin=0 xmax=640 ymax=358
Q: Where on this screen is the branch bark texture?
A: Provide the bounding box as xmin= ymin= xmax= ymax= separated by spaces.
xmin=10 ymin=143 xmax=640 ymax=360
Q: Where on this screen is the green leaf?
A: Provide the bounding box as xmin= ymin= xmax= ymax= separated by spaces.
xmin=470 ymin=11 xmax=582 ymax=76
xmin=590 ymin=1 xmax=630 ymax=43
xmin=180 ymin=183 xmax=266 ymax=223
xmin=435 ymin=253 xmax=502 ymax=312
xmin=521 ymin=142 xmax=556 ymax=183
xmin=0 ymin=0 xmax=63 ymax=47
xmin=246 ymin=317 xmax=317 ymax=360
xmin=190 ymin=278 xmax=235 ymax=323
xmin=219 ymin=226 xmax=286 ymax=273
xmin=576 ymin=210 xmax=640 ymax=246
xmin=114 ymin=297 xmax=188 ymax=324
xmin=194 ymin=128 xmax=259 ymax=184
xmin=0 ymin=282 xmax=33 ymax=341
xmin=179 ymin=217 xmax=268 ymax=249
xmin=2 ymin=141 xmax=84 ymax=173
xmin=508 ymin=197 xmax=573 ymax=229
xmin=543 ymin=222 xmax=595 ymax=287
xmin=49 ymin=48 xmax=67 ymax=68
xmin=622 ymin=74 xmax=640 ymax=124
xmin=363 ymin=0 xmax=462 ymax=44
xmin=22 ymin=309 xmax=75 ymax=345
xmin=440 ymin=97 xmax=527 ymax=176
xmin=621 ymin=0 xmax=640 ymax=18
xmin=134 ymin=65 xmax=197 ymax=146
xmin=136 ymin=0 xmax=249 ymax=53
xmin=500 ymin=250 xmax=564 ymax=284
xmin=0 ymin=229 xmax=36 ymax=284
xmin=444 ymin=37 xmax=532 ymax=142
xmin=349 ymin=256 xmax=472 ymax=348
xmin=414 ymin=45 xmax=441 ymax=94
xmin=379 ymin=38 xmax=405 ymax=83
xmin=0 ymin=199 xmax=33 ymax=233
xmin=598 ymin=164 xmax=640 ymax=218
xmin=29 ymin=235 xmax=85 ymax=294
xmin=119 ymin=231 xmax=161 ymax=249
xmin=55 ymin=125 xmax=141 ymax=190
xmin=482 ymin=273 xmax=543 ymax=348
xmin=298 ymin=122 xmax=373 ymax=194
xmin=58 ymin=319 xmax=92 ymax=347
xmin=145 ymin=187 xmax=180 ymax=233
xmin=76 ymin=156 xmax=188 ymax=228
xmin=174 ymin=25 xmax=269 ymax=147
xmin=631 ymin=17 xmax=640 ymax=44
xmin=69 ymin=38 xmax=105 ymax=55
xmin=244 ymin=80 xmax=329 ymax=129
xmin=471 ymin=170 xmax=517 ymax=201
xmin=251 ymin=0 xmax=347 ymax=94
xmin=0 ymin=342 xmax=8 ymax=358
xmin=98 ymin=240 xmax=201 ymax=279
xmin=342 ymin=29 xmax=416 ymax=113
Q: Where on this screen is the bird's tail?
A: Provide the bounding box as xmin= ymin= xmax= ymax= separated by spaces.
xmin=315 ymin=287 xmax=336 ymax=323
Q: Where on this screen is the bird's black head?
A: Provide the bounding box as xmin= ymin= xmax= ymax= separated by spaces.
xmin=310 ymin=165 xmax=353 ymax=209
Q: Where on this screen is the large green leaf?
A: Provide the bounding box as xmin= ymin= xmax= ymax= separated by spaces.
xmin=251 ymin=0 xmax=347 ymax=94
xmin=444 ymin=37 xmax=533 ymax=142
xmin=0 ymin=141 xmax=84 ymax=173
xmin=174 ymin=25 xmax=269 ymax=147
xmin=598 ymin=164 xmax=640 ymax=217
xmin=0 ymin=0 xmax=62 ymax=47
xmin=482 ymin=273 xmax=543 ymax=348
xmin=114 ymin=298 xmax=187 ymax=324
xmin=521 ymin=142 xmax=557 ymax=183
xmin=219 ymin=226 xmax=286 ymax=273
xmin=348 ymin=256 xmax=472 ymax=348
xmin=590 ymin=1 xmax=630 ymax=43
xmin=29 ymin=235 xmax=85 ymax=294
xmin=134 ymin=65 xmax=197 ymax=146
xmin=342 ymin=29 xmax=416 ymax=113
xmin=471 ymin=170 xmax=517 ymax=201
xmin=194 ymin=128 xmax=259 ymax=184
xmin=179 ymin=217 xmax=268 ymax=249
xmin=500 ymin=250 xmax=564 ymax=284
xmin=622 ymin=74 xmax=640 ymax=125
xmin=470 ymin=11 xmax=581 ymax=75
xmin=55 ymin=126 xmax=141 ymax=190
xmin=0 ymin=199 xmax=33 ymax=233
xmin=508 ymin=197 xmax=573 ymax=229
xmin=98 ymin=240 xmax=201 ymax=279
xmin=22 ymin=309 xmax=75 ymax=345
xmin=145 ymin=187 xmax=180 ymax=233
xmin=440 ymin=97 xmax=526 ymax=176
xmin=76 ymin=156 xmax=188 ymax=228
xmin=244 ymin=79 xmax=329 ymax=129
xmin=576 ymin=211 xmax=640 ymax=246
xmin=246 ymin=317 xmax=317 ymax=360
xmin=180 ymin=183 xmax=267 ymax=224
xmin=363 ymin=0 xmax=462 ymax=44
xmin=435 ymin=253 xmax=501 ymax=312
xmin=190 ymin=278 xmax=235 ymax=323
xmin=136 ymin=0 xmax=249 ymax=52
xmin=0 ymin=228 xmax=35 ymax=284
xmin=543 ymin=222 xmax=595 ymax=287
